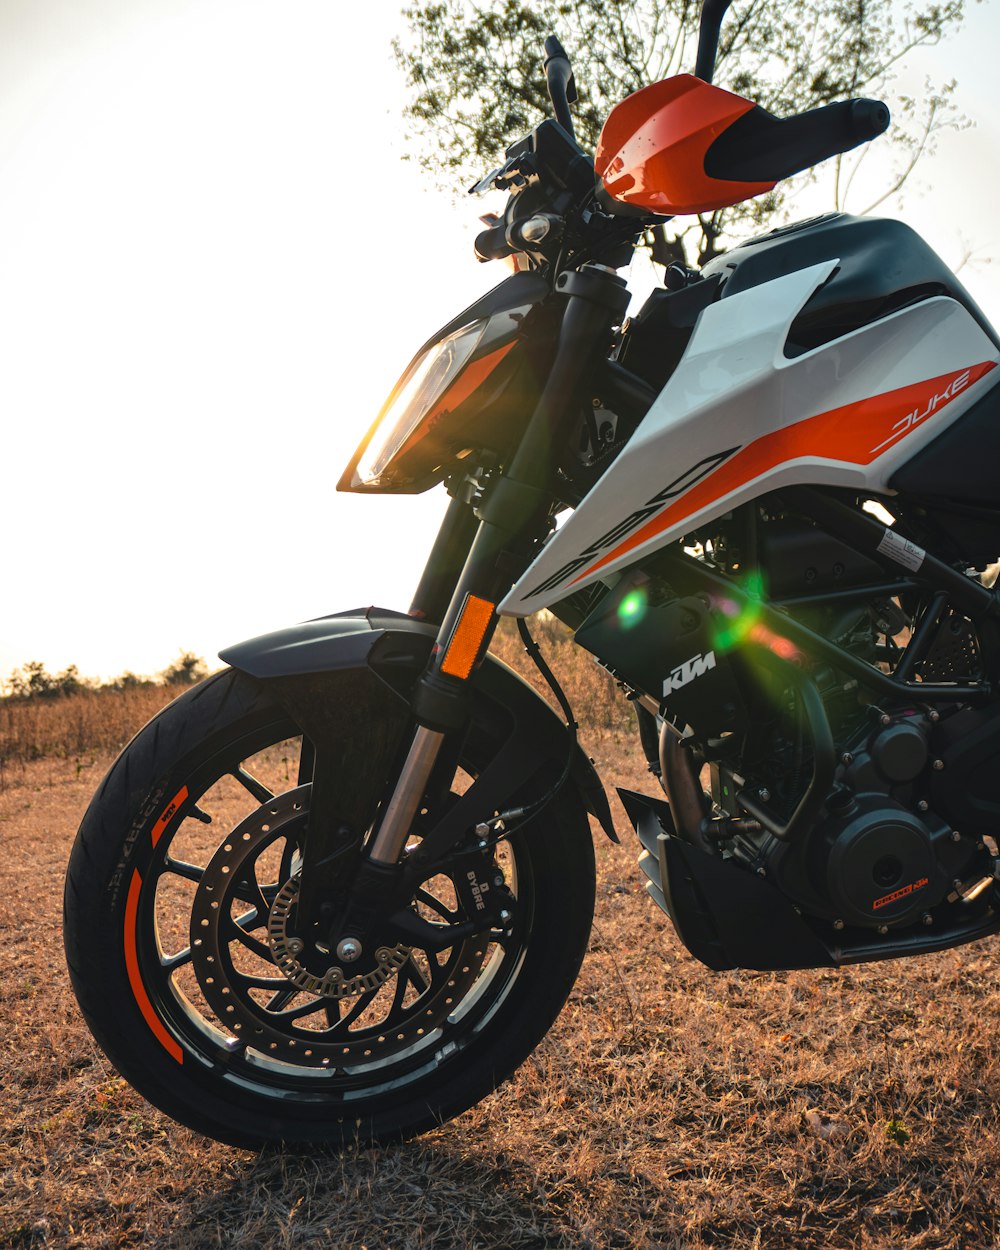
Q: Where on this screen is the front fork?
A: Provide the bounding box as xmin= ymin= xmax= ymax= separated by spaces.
xmin=364 ymin=265 xmax=631 ymax=870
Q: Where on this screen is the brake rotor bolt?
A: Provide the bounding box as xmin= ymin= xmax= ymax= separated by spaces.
xmin=756 ymin=867 xmax=766 ymax=878
xmin=952 ymin=878 xmax=963 ymax=892
xmin=932 ymin=759 xmax=945 ymax=771
xmin=917 ymin=799 xmax=929 ymax=812
xmin=475 ymin=822 xmax=491 ymax=837
xmin=878 ymin=924 xmax=889 ymax=935
xmin=336 ymin=938 xmax=362 ymax=963
xmin=929 ymin=710 xmax=940 ymax=722
xmin=922 ymin=913 xmax=933 ymax=926
xmin=880 ymin=713 xmax=892 ymax=727
xmin=493 ymin=874 xmax=504 ymax=887
xmin=841 ymin=752 xmax=854 ymax=766
xmin=833 ymin=919 xmax=845 ymax=931
xmin=286 ymin=937 xmax=304 ymax=956
xmin=952 ymin=830 xmax=962 ymax=842
xmin=759 ymin=788 xmax=771 ymax=802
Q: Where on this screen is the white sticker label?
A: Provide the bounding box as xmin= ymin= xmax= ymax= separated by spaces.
xmin=877 ymin=527 xmax=925 ymax=572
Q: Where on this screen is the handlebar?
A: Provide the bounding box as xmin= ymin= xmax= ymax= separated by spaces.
xmin=694 ymin=0 xmax=734 ymax=83
xmin=543 ymin=35 xmax=577 ymax=138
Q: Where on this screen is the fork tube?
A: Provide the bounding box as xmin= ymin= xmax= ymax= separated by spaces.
xmin=366 ymin=726 xmax=446 ymax=863
xmin=408 ymin=479 xmax=480 ymax=624
xmin=366 ymin=265 xmax=631 ymax=867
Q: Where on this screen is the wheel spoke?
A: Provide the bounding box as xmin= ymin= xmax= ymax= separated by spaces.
xmin=383 ymin=953 xmax=433 ymax=1022
xmin=386 ymin=968 xmax=407 ymax=1019
xmin=224 ymin=913 xmax=272 ymax=960
xmin=232 ymin=767 xmax=274 ymax=804
xmin=266 ymin=986 xmax=299 ymax=1012
xmin=273 ymin=994 xmax=338 ymax=1023
xmin=318 ymin=987 xmax=382 ymax=1038
xmin=227 ymin=968 xmax=289 ymax=992
xmin=163 ymin=856 xmax=206 ymax=885
xmin=162 ymin=946 xmax=193 ymax=973
xmin=232 ymin=873 xmax=271 ymax=916
xmin=402 ymin=954 xmax=430 ymax=995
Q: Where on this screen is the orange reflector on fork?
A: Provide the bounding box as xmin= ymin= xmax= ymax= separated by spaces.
xmin=440 ymin=594 xmax=496 ymax=679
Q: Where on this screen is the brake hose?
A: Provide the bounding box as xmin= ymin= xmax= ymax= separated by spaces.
xmin=485 ymin=617 xmax=579 ymax=835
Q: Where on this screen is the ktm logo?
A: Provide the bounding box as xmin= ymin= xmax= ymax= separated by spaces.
xmin=870 ymin=368 xmax=972 ymax=455
xmin=663 ymin=651 xmax=716 ymax=695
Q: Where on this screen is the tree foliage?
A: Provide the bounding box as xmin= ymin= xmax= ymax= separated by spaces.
xmin=395 ymin=0 xmax=969 ymax=263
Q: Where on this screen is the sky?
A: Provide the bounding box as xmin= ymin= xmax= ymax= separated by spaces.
xmin=1 ymin=0 xmax=998 ymax=683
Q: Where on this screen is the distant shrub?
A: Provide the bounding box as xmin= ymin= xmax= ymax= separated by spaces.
xmin=160 ymin=651 xmax=208 ymax=686
xmin=5 ymin=661 xmax=93 ymax=701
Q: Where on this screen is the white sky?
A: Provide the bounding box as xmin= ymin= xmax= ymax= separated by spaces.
xmin=1 ymin=0 xmax=998 ymax=682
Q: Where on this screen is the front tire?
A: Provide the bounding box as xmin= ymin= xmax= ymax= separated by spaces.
xmin=64 ymin=669 xmax=595 ymax=1148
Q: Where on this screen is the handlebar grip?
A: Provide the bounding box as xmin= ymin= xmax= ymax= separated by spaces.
xmin=704 ymin=96 xmax=891 ymax=184
xmin=849 ymin=98 xmax=891 ymax=141
xmin=474 ymin=222 xmax=515 ymax=263
xmin=543 ymin=35 xmax=569 ymax=64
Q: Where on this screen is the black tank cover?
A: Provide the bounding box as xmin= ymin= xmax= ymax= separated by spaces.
xmin=701 ymin=213 xmax=999 ymax=358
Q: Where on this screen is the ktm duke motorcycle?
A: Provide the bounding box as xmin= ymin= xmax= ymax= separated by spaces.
xmin=65 ymin=0 xmax=1000 ymax=1148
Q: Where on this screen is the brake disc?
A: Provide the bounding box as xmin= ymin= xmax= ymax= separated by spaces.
xmin=189 ymin=786 xmax=492 ymax=1068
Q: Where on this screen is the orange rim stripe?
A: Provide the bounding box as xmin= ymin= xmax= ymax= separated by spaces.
xmin=150 ymin=786 xmax=188 ymax=848
xmin=124 ymin=869 xmax=183 ymax=1064
xmin=440 ymin=594 xmax=495 ymax=679
xmin=573 ymin=361 xmax=997 ymax=585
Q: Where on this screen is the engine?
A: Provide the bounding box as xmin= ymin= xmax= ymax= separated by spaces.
xmin=717 ymin=708 xmax=987 ymax=932
xmin=571 ymin=519 xmax=998 ymax=936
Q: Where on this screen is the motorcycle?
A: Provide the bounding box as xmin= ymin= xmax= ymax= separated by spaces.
xmin=65 ymin=0 xmax=1000 ymax=1149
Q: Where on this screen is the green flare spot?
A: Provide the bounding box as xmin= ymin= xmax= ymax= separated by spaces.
xmin=617 ymin=588 xmax=647 ymax=629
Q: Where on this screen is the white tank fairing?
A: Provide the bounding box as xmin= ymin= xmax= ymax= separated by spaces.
xmin=500 ymin=261 xmax=999 ymax=617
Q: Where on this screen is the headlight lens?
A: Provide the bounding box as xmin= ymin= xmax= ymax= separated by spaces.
xmin=355 ymin=320 xmax=488 ymax=488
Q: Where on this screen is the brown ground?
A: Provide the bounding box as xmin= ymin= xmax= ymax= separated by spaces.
xmin=3 ymin=718 xmax=1000 ymax=1250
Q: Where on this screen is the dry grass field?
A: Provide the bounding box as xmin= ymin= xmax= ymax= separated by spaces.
xmin=2 ymin=625 xmax=999 ymax=1248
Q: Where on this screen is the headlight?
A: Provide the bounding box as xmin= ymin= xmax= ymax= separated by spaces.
xmin=353 ymin=321 xmax=489 ymax=489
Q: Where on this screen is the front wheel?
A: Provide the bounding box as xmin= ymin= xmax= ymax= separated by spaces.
xmin=64 ymin=668 xmax=595 ymax=1148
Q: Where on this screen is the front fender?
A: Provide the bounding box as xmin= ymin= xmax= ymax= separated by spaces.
xmin=219 ymin=606 xmax=617 ymax=843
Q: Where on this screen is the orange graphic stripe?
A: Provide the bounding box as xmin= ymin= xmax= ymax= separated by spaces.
xmin=573 ymin=360 xmax=996 ymax=585
xmin=150 ymin=786 xmax=188 ymax=848
xmin=124 ymin=869 xmax=183 ymax=1064
xmin=398 ymin=340 xmax=518 ymax=460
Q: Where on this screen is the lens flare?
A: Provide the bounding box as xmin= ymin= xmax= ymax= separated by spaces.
xmin=617 ymin=588 xmax=648 ymax=629
xmin=711 ymin=572 xmax=805 ymax=665
xmin=711 ymin=571 xmax=765 ymax=651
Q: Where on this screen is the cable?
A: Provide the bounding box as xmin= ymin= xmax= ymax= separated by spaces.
xmin=487 ymin=617 xmax=579 ymax=835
